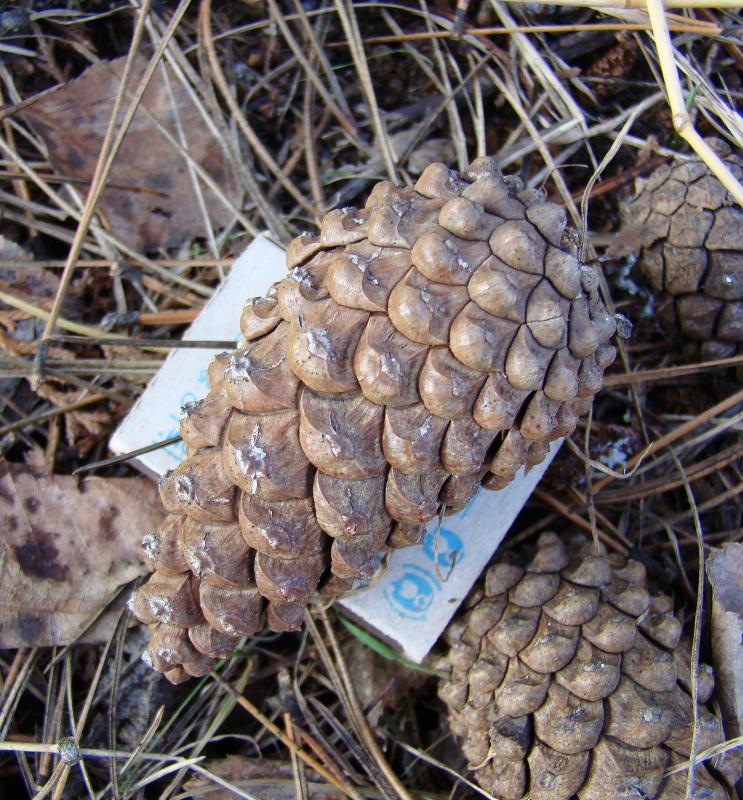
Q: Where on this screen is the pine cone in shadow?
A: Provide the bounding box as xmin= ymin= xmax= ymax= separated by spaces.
xmin=437 ymin=531 xmax=741 ymax=799
xmin=130 ymin=159 xmax=619 ymax=682
xmin=614 ymin=139 xmax=742 ymax=359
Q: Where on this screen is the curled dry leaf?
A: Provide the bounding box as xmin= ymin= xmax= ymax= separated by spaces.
xmin=22 ymin=55 xmax=241 ymax=252
xmin=707 ymin=543 xmax=743 ymax=739
xmin=0 ymin=456 xmax=163 ymax=648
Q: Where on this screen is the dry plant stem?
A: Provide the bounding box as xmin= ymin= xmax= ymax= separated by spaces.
xmin=355 ymin=20 xmax=720 ymax=44
xmin=302 ymin=68 xmax=325 ymax=220
xmin=668 ymin=449 xmax=705 ymax=798
xmin=0 ymin=291 xmax=170 ymax=354
xmin=604 ymin=353 xmax=743 ymax=387
xmin=317 ymin=606 xmax=415 ymax=800
xmin=40 ymin=0 xmax=154 ymax=345
xmin=284 ymin=712 xmax=309 ymax=800
xmin=599 ymin=442 xmax=743 ymax=503
xmin=200 ymin=0 xmax=313 ymax=221
xmin=333 ymin=0 xmax=397 ymax=181
xmin=50 ymin=633 xmax=116 ymax=800
xmin=566 ymin=485 xmax=632 ymax=548
xmin=0 ymin=75 xmax=212 ymax=299
xmin=502 ymin=0 xmax=741 ymax=6
xmin=395 ymin=740 xmax=492 ymax=800
xmin=0 ymin=650 xmax=37 ymax=740
xmin=646 ymin=0 xmax=743 ymax=206
xmin=301 ymin=613 xmax=386 ymax=787
xmin=266 ymin=0 xmax=357 ymax=141
xmin=645 ymin=481 xmax=743 ymax=537
xmin=0 ymin=394 xmax=106 ymax=436
xmin=289 ymin=0 xmax=355 ymax=122
xmin=210 ymin=673 xmax=362 ymax=800
xmin=159 ymin=663 xmax=252 ymax=800
xmin=0 ymin=84 xmax=64 ymax=125
xmin=593 ymin=386 xmax=743 ymax=496
xmin=0 ymin=258 xmax=235 ymax=269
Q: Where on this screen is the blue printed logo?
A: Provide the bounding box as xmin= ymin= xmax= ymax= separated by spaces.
xmin=384 ymin=526 xmax=466 ymax=620
xmin=384 ymin=564 xmax=440 ymax=620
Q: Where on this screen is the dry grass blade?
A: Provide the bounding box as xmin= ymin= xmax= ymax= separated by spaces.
xmin=266 ymin=0 xmax=358 ymax=141
xmin=667 ymin=447 xmax=706 ymax=798
xmin=645 ymin=0 xmax=743 ymax=205
xmin=315 ymin=606 xmax=415 ymax=800
xmin=210 ymin=672 xmax=362 ymax=800
xmin=42 ymin=0 xmax=198 ymax=356
xmin=200 ymin=0 xmax=313 ymax=224
xmin=501 ymin=0 xmax=742 ymax=7
xmin=333 ymin=0 xmax=397 ymax=181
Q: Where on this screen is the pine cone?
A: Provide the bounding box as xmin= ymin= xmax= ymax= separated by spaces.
xmin=437 ymin=531 xmax=741 ymax=800
xmin=618 ymin=139 xmax=743 ymax=359
xmin=130 ymin=159 xmax=619 ymax=682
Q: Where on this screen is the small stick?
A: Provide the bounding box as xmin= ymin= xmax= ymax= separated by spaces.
xmin=604 ymin=353 xmax=743 ymax=387
xmin=139 ymin=309 xmax=200 ymax=325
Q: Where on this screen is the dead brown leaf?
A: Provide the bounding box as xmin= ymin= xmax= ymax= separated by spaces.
xmin=0 ymin=455 xmax=162 ymax=648
xmin=707 ymin=543 xmax=743 ymax=739
xmin=23 ymin=56 xmax=241 ymax=252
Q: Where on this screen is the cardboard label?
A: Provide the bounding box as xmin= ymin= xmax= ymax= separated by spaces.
xmin=110 ymin=234 xmax=286 ymax=477
xmin=111 ymin=234 xmax=561 ymax=662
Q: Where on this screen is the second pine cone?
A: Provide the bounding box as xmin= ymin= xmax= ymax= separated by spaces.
xmin=438 ymin=531 xmax=740 ymax=800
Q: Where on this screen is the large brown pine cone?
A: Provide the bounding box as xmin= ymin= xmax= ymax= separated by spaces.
xmin=617 ymin=139 xmax=742 ymax=359
xmin=130 ymin=159 xmax=619 ymax=682
xmin=438 ymin=531 xmax=741 ymax=799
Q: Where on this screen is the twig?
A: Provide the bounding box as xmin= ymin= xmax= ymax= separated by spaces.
xmin=40 ymin=0 xmax=157 ymax=345
xmin=604 ymin=353 xmax=743 ymax=386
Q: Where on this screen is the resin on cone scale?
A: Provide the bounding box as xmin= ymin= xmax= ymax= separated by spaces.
xmin=437 ymin=531 xmax=742 ymax=800
xmin=130 ymin=158 xmax=619 ymax=682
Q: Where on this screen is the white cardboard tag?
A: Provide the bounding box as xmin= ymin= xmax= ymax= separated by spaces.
xmin=110 ymin=235 xmax=286 ymax=477
xmin=111 ymin=234 xmax=561 ymax=663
